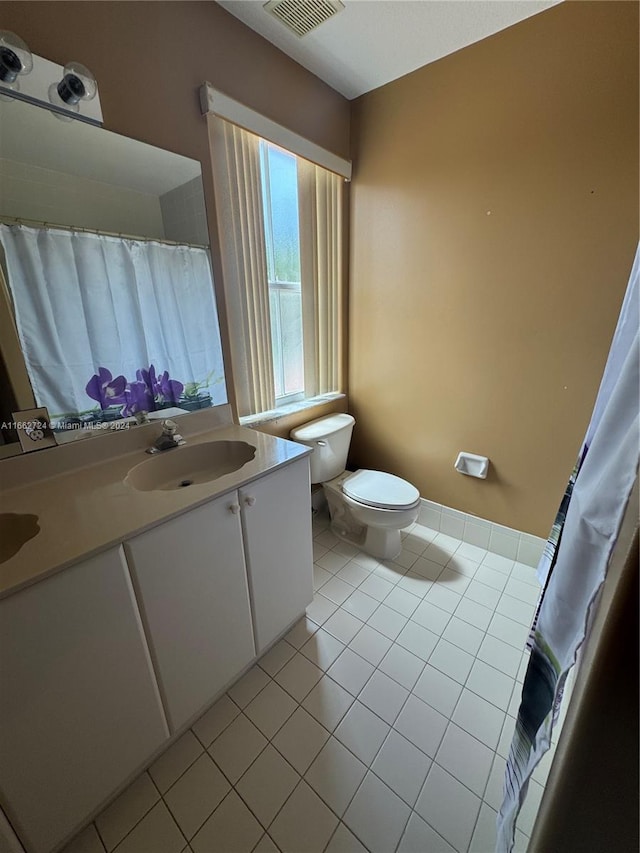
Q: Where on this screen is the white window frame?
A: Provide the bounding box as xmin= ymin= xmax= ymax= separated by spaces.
xmin=201 ymin=85 xmax=352 ymax=180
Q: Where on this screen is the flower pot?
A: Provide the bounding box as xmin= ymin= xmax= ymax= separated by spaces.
xmin=93 ymin=408 xmax=122 ymax=423
xmin=180 ymin=394 xmax=213 ymax=412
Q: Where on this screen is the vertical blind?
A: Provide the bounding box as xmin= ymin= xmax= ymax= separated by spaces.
xmin=298 ymin=158 xmax=344 ymax=398
xmin=208 ymin=118 xmax=276 ymax=417
xmin=209 ymin=115 xmax=344 ymax=418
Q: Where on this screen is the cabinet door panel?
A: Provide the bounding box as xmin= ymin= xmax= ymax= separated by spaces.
xmin=125 ymin=493 xmax=255 ymax=732
xmin=0 ymin=547 xmax=168 ymax=853
xmin=240 ymin=458 xmax=314 ymax=652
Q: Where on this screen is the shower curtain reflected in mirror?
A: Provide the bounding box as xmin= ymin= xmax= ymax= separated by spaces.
xmin=0 ymin=223 xmax=227 ymax=427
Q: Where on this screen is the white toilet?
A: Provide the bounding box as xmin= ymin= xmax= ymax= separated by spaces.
xmin=290 ymin=413 xmax=421 ymax=561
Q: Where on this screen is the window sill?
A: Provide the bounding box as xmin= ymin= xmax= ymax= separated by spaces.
xmin=239 ymin=392 xmax=346 ymax=428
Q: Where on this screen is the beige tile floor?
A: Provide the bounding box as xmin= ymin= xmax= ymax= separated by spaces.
xmin=64 ymin=514 xmax=553 ymax=853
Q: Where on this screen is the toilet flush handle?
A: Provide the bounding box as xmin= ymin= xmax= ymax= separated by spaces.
xmin=316 ymin=440 xmax=327 ymax=446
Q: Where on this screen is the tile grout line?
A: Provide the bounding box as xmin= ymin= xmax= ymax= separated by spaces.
xmin=299 ymin=623 xmax=490 ymax=851
xmin=306 ymin=628 xmax=523 ymax=774
xmin=315 ymin=515 xmax=543 ymax=571
xmin=91 ymin=821 xmax=108 ymax=853
xmin=314 ymin=540 xmax=539 ymax=616
xmin=315 ymin=576 xmax=535 ymax=657
xmin=324 ymin=525 xmax=536 ymax=583
xmin=190 ymin=693 xmax=242 ymax=750
xmin=148 ymin=775 xmax=191 ymax=850
xmin=318 ymin=544 xmax=536 ymax=646
xmin=102 ymin=772 xmax=187 ymax=853
xmin=227 ymin=642 xmax=441 ymax=851
xmin=306 ymin=547 xmax=531 ymax=811
xmin=80 ymin=522 xmax=540 ymax=853
xmin=248 ymin=529 xmax=533 ymax=846
xmin=312 ymin=590 xmax=526 ymax=718
xmin=312 ymin=532 xmax=528 ymax=848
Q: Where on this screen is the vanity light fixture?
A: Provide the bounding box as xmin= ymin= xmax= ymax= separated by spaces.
xmin=0 ymin=31 xmax=33 ymax=95
xmin=0 ymin=37 xmax=102 ymax=125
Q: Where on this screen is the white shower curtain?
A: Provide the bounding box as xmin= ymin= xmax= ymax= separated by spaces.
xmin=0 ymin=224 xmax=227 ymax=419
xmin=496 ymin=244 xmax=640 ymax=851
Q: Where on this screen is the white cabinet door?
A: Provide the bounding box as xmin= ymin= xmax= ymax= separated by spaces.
xmin=0 ymin=547 xmax=168 ymax=853
xmin=240 ymin=457 xmax=314 ymax=652
xmin=125 ymin=493 xmax=255 ymax=732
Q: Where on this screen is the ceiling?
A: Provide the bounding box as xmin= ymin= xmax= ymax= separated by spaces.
xmin=218 ymin=0 xmax=562 ymax=100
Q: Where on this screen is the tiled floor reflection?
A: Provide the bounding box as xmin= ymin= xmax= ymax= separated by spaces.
xmin=65 ymin=514 xmax=552 ymax=853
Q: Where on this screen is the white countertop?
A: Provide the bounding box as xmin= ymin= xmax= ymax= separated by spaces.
xmin=0 ymin=423 xmax=311 ymax=599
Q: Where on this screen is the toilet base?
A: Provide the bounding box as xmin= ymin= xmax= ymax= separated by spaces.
xmin=328 ymin=517 xmax=403 ymax=561
xmin=362 ymin=525 xmax=402 ymax=561
xmin=326 ymin=504 xmax=367 ymax=554
xmin=323 ymin=475 xmax=412 ymax=562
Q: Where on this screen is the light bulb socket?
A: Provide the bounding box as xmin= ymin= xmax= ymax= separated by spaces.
xmin=0 ymin=46 xmax=22 ymax=83
xmin=48 ymin=81 xmax=80 ymax=117
xmin=0 ymin=31 xmax=33 ymax=82
xmin=57 ymin=72 xmax=86 ymax=105
xmin=59 ymin=61 xmax=97 ymax=103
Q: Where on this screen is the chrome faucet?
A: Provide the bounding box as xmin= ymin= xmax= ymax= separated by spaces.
xmin=146 ymin=419 xmax=186 ymax=454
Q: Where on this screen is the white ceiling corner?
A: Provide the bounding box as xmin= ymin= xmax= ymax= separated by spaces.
xmin=218 ymin=0 xmax=563 ymax=100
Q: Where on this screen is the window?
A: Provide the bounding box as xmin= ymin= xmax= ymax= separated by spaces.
xmin=259 ymin=142 xmax=304 ymax=404
xmin=210 ymin=116 xmax=345 ymax=418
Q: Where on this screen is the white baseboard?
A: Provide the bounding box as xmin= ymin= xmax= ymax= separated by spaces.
xmin=417 ymin=499 xmax=546 ymax=568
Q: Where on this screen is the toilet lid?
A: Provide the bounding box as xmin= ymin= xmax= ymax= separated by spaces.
xmin=343 ymin=469 xmax=420 ymax=510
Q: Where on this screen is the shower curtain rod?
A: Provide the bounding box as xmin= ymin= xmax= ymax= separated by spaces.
xmin=0 ymin=215 xmax=210 ymax=250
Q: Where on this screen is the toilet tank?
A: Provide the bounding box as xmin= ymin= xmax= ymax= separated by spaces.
xmin=290 ymin=413 xmax=355 ymax=484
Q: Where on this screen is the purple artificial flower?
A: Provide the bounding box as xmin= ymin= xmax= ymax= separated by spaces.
xmin=136 ymin=364 xmax=158 ymax=394
xmin=157 ymin=370 xmax=184 ymax=404
xmin=134 ymin=364 xmax=184 ymax=406
xmin=121 ymin=381 xmax=155 ymax=417
xmin=86 ymin=367 xmax=127 ymax=409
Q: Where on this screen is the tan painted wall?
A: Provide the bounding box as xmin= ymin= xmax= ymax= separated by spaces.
xmin=349 ymin=1 xmax=639 ymax=537
xmin=1 ymin=2 xmax=350 ymax=162
xmin=1 ymin=1 xmax=351 ymax=432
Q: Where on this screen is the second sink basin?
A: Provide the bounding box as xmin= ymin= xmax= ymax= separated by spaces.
xmin=125 ymin=441 xmax=256 ymax=492
xmin=0 ymin=513 xmax=40 ymax=564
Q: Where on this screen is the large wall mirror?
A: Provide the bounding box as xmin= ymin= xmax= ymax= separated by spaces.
xmin=0 ymin=98 xmax=228 ymax=455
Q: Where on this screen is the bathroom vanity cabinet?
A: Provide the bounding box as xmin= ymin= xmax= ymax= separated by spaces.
xmin=125 ymin=455 xmax=313 ymax=731
xmin=125 ymin=491 xmax=257 ymax=733
xmin=0 ymin=455 xmax=313 ymax=853
xmin=239 ymin=458 xmax=315 ymax=653
xmin=0 ymin=547 xmax=169 ymax=853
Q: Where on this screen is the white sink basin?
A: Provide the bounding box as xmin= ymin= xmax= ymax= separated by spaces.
xmin=125 ymin=441 xmax=256 ymax=492
xmin=0 ymin=513 xmax=40 ymax=564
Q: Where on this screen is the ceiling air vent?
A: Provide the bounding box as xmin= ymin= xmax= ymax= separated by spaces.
xmin=263 ymin=0 xmax=345 ymax=38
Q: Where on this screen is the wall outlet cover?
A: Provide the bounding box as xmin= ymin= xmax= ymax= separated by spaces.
xmin=12 ymin=407 xmax=58 ymax=453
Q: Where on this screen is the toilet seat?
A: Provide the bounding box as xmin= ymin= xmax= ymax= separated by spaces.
xmin=342 ymin=469 xmax=420 ymax=511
